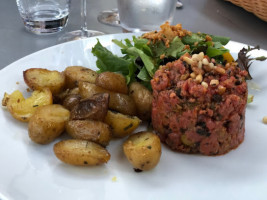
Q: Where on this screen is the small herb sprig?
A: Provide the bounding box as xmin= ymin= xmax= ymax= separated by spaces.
xmin=237 ymin=45 xmax=267 ymax=80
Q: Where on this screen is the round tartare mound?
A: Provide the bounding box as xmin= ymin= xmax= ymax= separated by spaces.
xmin=151 ymin=53 xmax=248 ymax=155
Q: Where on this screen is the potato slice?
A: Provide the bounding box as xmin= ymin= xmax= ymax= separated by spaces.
xmin=28 ymin=104 xmax=70 ymax=144
xmin=53 ymin=139 xmax=110 ymax=166
xmin=23 ymin=68 xmax=65 ymax=94
xmin=129 ymin=82 xmax=153 ymax=121
xmin=64 ymin=66 xmax=98 ymax=89
xmin=79 ymin=82 xmax=136 ymax=116
xmin=104 ymin=110 xmax=141 ymax=138
xmin=2 ymin=88 xmax=52 ymax=122
xmin=96 ymin=72 xmax=128 ymax=94
xmin=123 ymin=131 xmax=161 ymax=171
xmin=66 ymin=120 xmax=112 ymax=146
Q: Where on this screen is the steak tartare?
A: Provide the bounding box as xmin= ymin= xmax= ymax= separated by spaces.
xmin=151 ymin=52 xmax=248 ymax=155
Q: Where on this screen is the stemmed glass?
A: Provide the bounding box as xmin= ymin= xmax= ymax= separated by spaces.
xmin=59 ymin=0 xmax=104 ymax=42
xmin=97 ymin=0 xmax=183 ymax=27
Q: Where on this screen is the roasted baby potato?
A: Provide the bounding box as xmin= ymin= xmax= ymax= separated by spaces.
xmin=2 ymin=88 xmax=53 ymax=122
xmin=129 ymin=82 xmax=153 ymax=121
xmin=53 ymin=139 xmax=111 ymax=166
xmin=70 ymin=93 xmax=109 ymax=121
xmin=104 ymin=110 xmax=141 ymax=138
xmin=23 ymin=68 xmax=65 ymax=94
xmin=28 ymin=104 xmax=70 ymax=144
xmin=64 ymin=66 xmax=98 ymax=89
xmin=95 ymin=71 xmax=128 ymax=94
xmin=123 ymin=131 xmax=161 ymax=171
xmin=66 ymin=120 xmax=112 ymax=146
xmin=62 ymin=94 xmax=81 ymax=110
xmin=53 ymin=87 xmax=80 ymax=104
xmin=79 ymin=82 xmax=136 ymax=116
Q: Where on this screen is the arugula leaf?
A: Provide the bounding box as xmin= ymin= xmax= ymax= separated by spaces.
xmin=126 ymin=62 xmax=137 ymax=83
xmin=210 ymin=35 xmax=230 ymax=45
xmin=92 ymin=40 xmax=136 ymax=83
xmin=182 ymin=33 xmax=205 ymax=45
xmin=133 ymin=36 xmax=149 ymax=49
xmin=206 ymin=46 xmax=229 ymax=58
xmin=137 ymin=67 xmax=151 ymax=81
xmin=165 ymin=37 xmax=185 ymax=57
xmin=126 ymin=47 xmax=155 ymax=77
xmin=92 ymin=40 xmax=131 ymax=74
xmin=148 ymin=36 xmax=185 ymax=58
xmin=112 ymin=39 xmax=128 ymax=49
xmin=149 ymin=40 xmax=166 ymax=57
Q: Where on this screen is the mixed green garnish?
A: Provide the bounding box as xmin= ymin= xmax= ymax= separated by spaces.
xmin=92 ymin=26 xmax=230 ymax=89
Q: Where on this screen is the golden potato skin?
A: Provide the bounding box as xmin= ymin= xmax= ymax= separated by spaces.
xmin=2 ymin=88 xmax=53 ymax=122
xmin=96 ymin=72 xmax=128 ymax=94
xmin=53 ymin=139 xmax=110 ymax=166
xmin=28 ymin=104 xmax=70 ymax=144
xmin=129 ymin=82 xmax=153 ymax=121
xmin=23 ymin=68 xmax=65 ymax=94
xmin=66 ymin=120 xmax=112 ymax=146
xmin=64 ymin=66 xmax=98 ymax=89
xmin=123 ymin=131 xmax=161 ymax=171
xmin=79 ymin=82 xmax=136 ymax=116
xmin=104 ymin=111 xmax=141 ymax=138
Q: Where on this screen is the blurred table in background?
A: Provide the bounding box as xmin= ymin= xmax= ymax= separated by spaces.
xmin=0 ymin=0 xmax=266 ymax=69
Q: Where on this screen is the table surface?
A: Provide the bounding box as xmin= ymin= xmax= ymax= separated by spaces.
xmin=0 ymin=0 xmax=266 ymax=69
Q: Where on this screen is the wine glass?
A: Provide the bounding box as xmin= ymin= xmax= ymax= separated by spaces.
xmin=97 ymin=0 xmax=183 ymax=27
xmin=59 ymin=0 xmax=104 ymax=43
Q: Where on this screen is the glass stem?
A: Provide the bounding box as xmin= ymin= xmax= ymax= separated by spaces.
xmin=81 ymin=0 xmax=87 ymax=37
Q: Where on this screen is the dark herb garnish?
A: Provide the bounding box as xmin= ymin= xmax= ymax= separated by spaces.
xmin=236 ymin=45 xmax=267 ymax=80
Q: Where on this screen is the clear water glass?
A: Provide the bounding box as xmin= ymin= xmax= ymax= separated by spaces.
xmin=117 ymin=0 xmax=177 ymax=32
xmin=16 ymin=0 xmax=71 ymax=34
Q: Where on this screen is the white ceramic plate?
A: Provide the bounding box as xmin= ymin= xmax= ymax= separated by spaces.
xmin=0 ymin=34 xmax=267 ymax=200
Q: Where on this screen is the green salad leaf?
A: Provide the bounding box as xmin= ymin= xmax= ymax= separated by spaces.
xmin=92 ymin=40 xmax=136 ymax=83
xmin=91 ymin=31 xmax=231 ymax=89
xmin=92 ymin=40 xmax=130 ymax=74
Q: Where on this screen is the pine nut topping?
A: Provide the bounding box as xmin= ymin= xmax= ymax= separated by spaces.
xmin=192 ymin=54 xmax=199 ymax=61
xmin=196 ymin=74 xmax=203 ymax=83
xmin=202 ymin=58 xmax=209 ymax=65
xmin=210 ymin=79 xmax=219 ymax=86
xmin=209 ymin=63 xmax=214 ymax=68
xmin=190 ymin=72 xmax=196 ymax=78
xmin=199 ymin=52 xmax=204 ymax=60
xmin=218 ymin=85 xmax=226 ymax=94
xmin=215 ymin=66 xmax=226 ymax=74
xmin=198 ymin=61 xmax=202 ymax=69
xmin=184 ymin=57 xmax=193 ymax=65
xmin=201 ymin=81 xmax=208 ymax=88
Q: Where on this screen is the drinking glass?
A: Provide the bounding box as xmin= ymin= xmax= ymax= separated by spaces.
xmin=97 ymin=0 xmax=183 ymax=28
xmin=118 ymin=0 xmax=177 ymax=32
xmin=16 ymin=0 xmax=70 ymax=34
xmin=59 ymin=0 xmax=104 ymax=42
